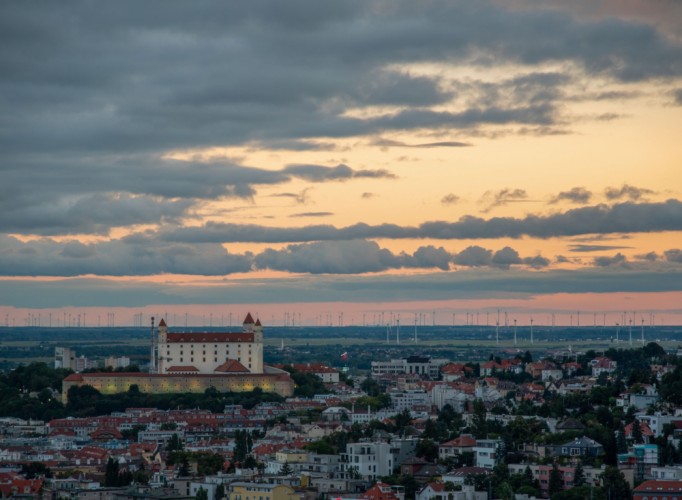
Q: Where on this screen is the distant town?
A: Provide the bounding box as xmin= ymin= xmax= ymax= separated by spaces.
xmin=0 ymin=316 xmax=680 ymax=500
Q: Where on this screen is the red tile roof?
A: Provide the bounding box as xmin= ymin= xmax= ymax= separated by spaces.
xmin=441 ymin=435 xmax=476 ymax=448
xmin=214 ymin=359 xmax=249 ymax=373
xmin=159 ymin=318 xmax=167 ymax=327
xmin=167 ymin=366 xmax=200 ymax=372
xmin=166 ymin=332 xmax=254 ymax=343
xmin=243 ymin=313 xmax=255 ymax=324
xmin=635 ymin=480 xmax=682 ymax=492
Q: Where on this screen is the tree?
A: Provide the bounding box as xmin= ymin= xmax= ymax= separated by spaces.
xmin=195 ymin=487 xmax=208 ymax=500
xmin=471 ymin=399 xmax=487 ymax=439
xmin=347 ymin=466 xmax=361 ymax=480
xmin=415 ymin=439 xmax=438 ymax=462
xmin=178 ymin=456 xmax=191 ymax=477
xmin=104 ymin=458 xmax=119 ymax=487
xmin=360 ymin=377 xmax=382 ymax=397
xmin=631 ymin=419 xmax=644 ymax=444
xmin=548 ymin=462 xmax=564 ymax=497
xmin=394 ymin=408 xmax=412 ymax=436
xmin=215 ymin=484 xmax=225 ymax=500
xmin=573 ymin=461 xmax=586 ymax=487
xmin=280 ymin=461 xmax=292 ymax=475
xmin=243 ymin=455 xmax=257 ymax=469
xmin=167 ymin=433 xmax=183 ymax=452
xmin=600 ymin=466 xmax=632 ymax=500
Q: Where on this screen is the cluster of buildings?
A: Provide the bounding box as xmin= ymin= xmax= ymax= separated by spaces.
xmin=6 ymin=334 xmax=682 ymax=499
xmin=60 ymin=315 xmax=295 ymax=401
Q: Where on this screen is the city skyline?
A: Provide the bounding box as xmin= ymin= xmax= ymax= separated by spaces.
xmin=1 ymin=1 xmax=682 ymax=322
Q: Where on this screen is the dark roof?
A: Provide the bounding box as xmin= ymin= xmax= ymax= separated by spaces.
xmin=214 ymin=359 xmax=249 ymax=373
xmin=167 ymin=366 xmax=199 ymax=372
xmin=166 ymin=332 xmax=254 ymax=343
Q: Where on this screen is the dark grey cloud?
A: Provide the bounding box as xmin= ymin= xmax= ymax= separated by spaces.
xmin=3 ymin=264 xmax=682 ymax=308
xmin=0 ymin=235 xmax=253 ymax=277
xmin=270 ymin=189 xmax=312 ymax=205
xmin=441 ymin=194 xmax=461 ymax=205
xmin=1 ymin=1 xmax=679 ymax=158
xmin=569 ymin=244 xmax=632 ymax=253
xmin=1 ymin=0 xmax=680 ymax=242
xmin=0 ymin=192 xmax=194 ymax=236
xmin=255 ymin=240 xmax=401 ymax=274
xmin=665 ymin=249 xmax=682 ymax=263
xmin=161 ymin=200 xmax=682 ymax=243
xmin=549 ymin=187 xmax=592 ymax=204
xmin=636 ymin=251 xmax=659 ymax=262
xmin=0 ymin=235 xmax=553 ymax=277
xmin=480 ymin=188 xmax=530 ymax=212
xmin=453 ymin=246 xmax=493 ymax=267
xmin=593 ymin=252 xmax=628 ymax=267
xmin=0 ymin=157 xmax=393 ymax=234
xmin=290 ymin=212 xmax=334 ymax=218
xmin=523 ymin=255 xmax=551 ymax=269
xmin=255 ymin=240 xmax=457 ymax=274
xmin=282 ymin=163 xmax=396 ymax=182
xmin=492 ymin=247 xmax=523 ymax=269
xmin=373 ymin=139 xmax=472 ymax=149
xmin=605 ymin=184 xmax=655 ymax=201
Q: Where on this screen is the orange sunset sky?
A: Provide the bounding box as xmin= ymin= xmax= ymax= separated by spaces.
xmin=1 ymin=1 xmax=681 ymax=327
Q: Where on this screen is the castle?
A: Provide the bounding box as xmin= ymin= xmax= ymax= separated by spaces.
xmin=155 ymin=312 xmax=264 ymax=375
xmin=62 ymin=314 xmax=294 ymax=402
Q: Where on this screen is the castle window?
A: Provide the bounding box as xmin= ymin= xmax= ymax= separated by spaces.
xmin=180 ymin=358 xmax=183 ymax=362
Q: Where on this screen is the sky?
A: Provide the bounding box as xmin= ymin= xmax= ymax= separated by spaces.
xmin=1 ymin=0 xmax=682 ymax=327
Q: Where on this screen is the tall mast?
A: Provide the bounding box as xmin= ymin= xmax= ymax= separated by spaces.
xmin=150 ymin=316 xmax=155 ymax=374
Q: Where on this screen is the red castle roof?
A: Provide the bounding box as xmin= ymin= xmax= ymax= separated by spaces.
xmin=166 ymin=332 xmax=254 ymax=343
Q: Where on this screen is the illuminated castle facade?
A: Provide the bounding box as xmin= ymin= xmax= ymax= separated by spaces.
xmin=155 ymin=313 xmax=264 ymax=375
xmin=62 ymin=314 xmax=293 ymax=401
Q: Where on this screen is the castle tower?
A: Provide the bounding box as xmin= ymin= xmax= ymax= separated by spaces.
xmin=243 ymin=312 xmax=255 ymax=333
xmin=254 ymin=318 xmax=263 ymax=343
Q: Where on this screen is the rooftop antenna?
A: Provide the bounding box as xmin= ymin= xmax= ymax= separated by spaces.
xmin=513 ymin=319 xmax=517 ymax=346
xmin=495 ymin=320 xmax=500 ymax=346
xmin=386 ymin=323 xmax=390 ymax=344
xmin=629 ymin=318 xmax=633 ymax=346
xmin=396 ymin=318 xmax=400 ymax=345
xmin=616 ymin=322 xmax=620 ymax=343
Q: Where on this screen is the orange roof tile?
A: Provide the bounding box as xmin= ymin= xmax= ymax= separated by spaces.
xmin=214 ymin=359 xmax=249 ymax=373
